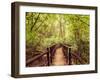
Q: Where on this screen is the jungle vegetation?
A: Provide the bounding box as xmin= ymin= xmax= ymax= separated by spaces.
xmin=26 ymin=12 xmax=90 ymax=65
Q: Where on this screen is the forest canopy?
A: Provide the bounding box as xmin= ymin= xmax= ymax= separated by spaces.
xmin=26 ymin=12 xmax=90 ymax=64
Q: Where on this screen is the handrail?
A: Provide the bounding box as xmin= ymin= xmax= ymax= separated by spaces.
xmin=71 ymin=53 xmax=85 ymax=64
xmin=26 ymin=44 xmax=86 ymax=66
xmin=63 ymin=44 xmax=86 ymax=64
xmin=63 ymin=44 xmax=72 ymax=48
xmin=26 ymin=51 xmax=48 ymax=65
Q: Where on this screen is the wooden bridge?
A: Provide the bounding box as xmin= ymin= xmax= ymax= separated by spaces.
xmin=26 ymin=43 xmax=86 ymax=67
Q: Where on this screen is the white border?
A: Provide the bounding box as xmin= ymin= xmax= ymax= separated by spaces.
xmin=19 ymin=5 xmax=95 ymax=74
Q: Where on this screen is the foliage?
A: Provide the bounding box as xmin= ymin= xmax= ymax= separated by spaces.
xmin=26 ymin=12 xmax=90 ymax=64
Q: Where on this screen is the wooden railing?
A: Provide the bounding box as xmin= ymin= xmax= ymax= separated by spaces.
xmin=62 ymin=44 xmax=86 ymax=65
xmin=26 ymin=44 xmax=86 ymax=66
xmin=71 ymin=53 xmax=86 ymax=64
xmin=26 ymin=51 xmax=49 ymax=66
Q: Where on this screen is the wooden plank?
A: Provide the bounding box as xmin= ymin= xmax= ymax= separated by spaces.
xmin=26 ymin=52 xmax=47 ymax=65
xmin=71 ymin=53 xmax=85 ymax=64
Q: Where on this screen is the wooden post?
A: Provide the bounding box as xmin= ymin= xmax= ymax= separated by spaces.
xmin=50 ymin=48 xmax=52 ymax=64
xmin=68 ymin=48 xmax=71 ymax=65
xmin=65 ymin=47 xmax=68 ymax=63
xmin=47 ymin=48 xmax=50 ymax=66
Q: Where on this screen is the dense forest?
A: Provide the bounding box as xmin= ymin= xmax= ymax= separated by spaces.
xmin=26 ymin=12 xmax=90 ymax=67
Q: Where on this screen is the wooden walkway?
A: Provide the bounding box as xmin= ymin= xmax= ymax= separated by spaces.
xmin=52 ymin=47 xmax=68 ymax=66
xmin=26 ymin=43 xmax=86 ymax=67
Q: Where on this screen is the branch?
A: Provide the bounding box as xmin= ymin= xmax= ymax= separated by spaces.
xmin=34 ymin=15 xmax=48 ymax=31
xmin=30 ymin=13 xmax=40 ymax=32
xmin=75 ymin=15 xmax=89 ymax=26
